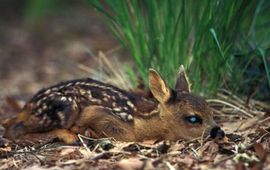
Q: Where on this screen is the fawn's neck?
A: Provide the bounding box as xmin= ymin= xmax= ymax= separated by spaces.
xmin=133 ymin=105 xmax=176 ymax=141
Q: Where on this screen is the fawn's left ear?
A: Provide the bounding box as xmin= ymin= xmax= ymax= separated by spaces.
xmin=149 ymin=69 xmax=171 ymax=103
xmin=175 ymin=65 xmax=191 ymax=93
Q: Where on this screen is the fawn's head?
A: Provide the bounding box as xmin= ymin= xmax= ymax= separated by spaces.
xmin=149 ymin=65 xmax=224 ymax=140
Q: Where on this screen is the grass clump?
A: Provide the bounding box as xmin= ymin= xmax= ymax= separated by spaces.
xmin=88 ymin=0 xmax=270 ymax=98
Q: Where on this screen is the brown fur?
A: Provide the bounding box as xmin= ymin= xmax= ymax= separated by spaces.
xmin=3 ymin=65 xmax=223 ymax=144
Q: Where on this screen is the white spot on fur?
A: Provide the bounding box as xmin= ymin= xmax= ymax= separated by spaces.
xmin=113 ymin=107 xmax=122 ymax=112
xmin=49 ymin=93 xmax=55 ymax=97
xmin=79 ymin=82 xmax=87 ymax=85
xmin=51 ymin=87 xmax=59 ymax=91
xmin=66 ymin=83 xmax=73 ymax=87
xmin=127 ymin=114 xmax=133 ymax=121
xmin=37 ymin=108 xmax=43 ymax=114
xmin=57 ymin=112 xmax=65 ymax=123
xmin=59 ymin=85 xmax=65 ymax=89
xmin=42 ymin=104 xmax=47 ymax=110
xmin=119 ymin=112 xmax=128 ymax=119
xmin=60 ymin=96 xmax=67 ymax=101
xmin=87 ymin=91 xmax=92 ymax=98
xmin=36 ymin=100 xmax=41 ymax=106
xmin=44 ymin=89 xmax=51 ymax=94
xmin=127 ymin=101 xmax=135 ymax=108
xmin=39 ymin=116 xmax=47 ymax=124
xmin=80 ymin=89 xmax=86 ymax=95
xmin=90 ymin=98 xmax=102 ymax=104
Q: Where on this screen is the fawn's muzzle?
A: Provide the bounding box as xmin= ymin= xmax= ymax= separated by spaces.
xmin=210 ymin=126 xmax=225 ymax=139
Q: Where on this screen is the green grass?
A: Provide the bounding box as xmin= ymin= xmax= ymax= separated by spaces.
xmin=87 ymin=0 xmax=270 ymax=98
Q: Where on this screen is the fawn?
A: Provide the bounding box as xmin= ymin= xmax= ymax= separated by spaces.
xmin=3 ymin=65 xmax=224 ymax=144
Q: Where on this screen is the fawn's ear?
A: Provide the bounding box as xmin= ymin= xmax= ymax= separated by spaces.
xmin=175 ymin=65 xmax=191 ymax=93
xmin=149 ymin=69 xmax=171 ymax=103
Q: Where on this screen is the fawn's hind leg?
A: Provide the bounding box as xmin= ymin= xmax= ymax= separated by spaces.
xmin=4 ymin=98 xmax=79 ymax=140
xmin=18 ymin=129 xmax=79 ymax=145
xmin=76 ymin=105 xmax=136 ymax=141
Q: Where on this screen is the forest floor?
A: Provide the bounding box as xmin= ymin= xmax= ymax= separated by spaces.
xmin=0 ymin=94 xmax=269 ymax=170
xmin=0 ymin=3 xmax=269 ymax=170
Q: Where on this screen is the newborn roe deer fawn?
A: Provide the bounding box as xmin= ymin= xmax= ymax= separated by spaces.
xmin=3 ymin=65 xmax=224 ymax=144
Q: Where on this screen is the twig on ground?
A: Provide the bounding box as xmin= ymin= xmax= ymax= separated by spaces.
xmin=166 ymin=161 xmax=176 ymax=170
xmin=207 ymin=99 xmax=254 ymax=118
xmin=78 ymin=134 xmax=91 ymax=155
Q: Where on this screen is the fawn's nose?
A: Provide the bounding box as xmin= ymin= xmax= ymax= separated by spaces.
xmin=210 ymin=126 xmax=225 ymax=139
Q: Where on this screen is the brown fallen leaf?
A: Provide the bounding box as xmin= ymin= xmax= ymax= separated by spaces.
xmin=198 ymin=141 xmax=219 ymax=162
xmin=115 ymin=158 xmax=153 ymax=170
xmin=169 ymin=142 xmax=185 ymax=153
xmin=59 ymin=148 xmax=77 ymax=156
xmin=254 ymin=143 xmax=266 ymax=161
xmin=22 ymin=165 xmax=62 ymax=170
xmin=260 ymin=136 xmax=270 ymax=152
xmin=237 ymin=116 xmax=260 ymax=131
xmin=235 ymin=162 xmax=245 ymax=170
xmin=255 ymin=127 xmax=269 ymax=136
xmin=223 ymin=136 xmax=229 ymax=143
xmin=174 ymin=156 xmax=195 ymax=169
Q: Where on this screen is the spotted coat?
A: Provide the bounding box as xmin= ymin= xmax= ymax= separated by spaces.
xmin=25 ymin=78 xmax=157 ymax=129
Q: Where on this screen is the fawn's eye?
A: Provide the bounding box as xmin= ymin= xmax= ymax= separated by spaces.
xmin=184 ymin=115 xmax=202 ymax=124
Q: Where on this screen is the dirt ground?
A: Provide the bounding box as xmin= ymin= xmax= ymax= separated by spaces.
xmin=0 ymin=2 xmax=269 ymax=170
xmin=0 ymin=4 xmax=120 ymax=97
